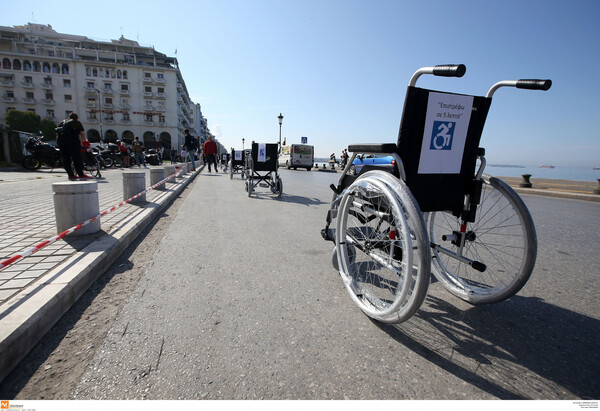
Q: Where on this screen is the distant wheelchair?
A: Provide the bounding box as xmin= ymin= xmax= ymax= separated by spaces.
xmin=322 ymin=64 xmax=551 ymax=323
xmin=245 ymin=142 xmax=282 ymax=198
xmin=229 ymin=148 xmax=246 ymax=179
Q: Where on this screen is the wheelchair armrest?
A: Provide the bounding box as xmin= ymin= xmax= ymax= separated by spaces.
xmin=347 ymin=143 xmax=397 ymax=154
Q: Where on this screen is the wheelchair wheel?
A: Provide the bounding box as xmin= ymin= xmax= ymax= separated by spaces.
xmin=229 ymin=164 xmax=233 ymax=179
xmin=270 ymin=176 xmax=283 ymax=197
xmin=427 ymin=174 xmax=537 ymax=304
xmin=246 ymin=179 xmax=253 ymax=197
xmin=335 ymin=170 xmax=430 ymax=323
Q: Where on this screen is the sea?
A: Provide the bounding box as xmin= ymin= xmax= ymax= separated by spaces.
xmin=315 ymin=158 xmax=600 ymax=182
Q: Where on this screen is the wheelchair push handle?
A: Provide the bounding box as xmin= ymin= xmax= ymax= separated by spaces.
xmin=409 ymin=64 xmax=467 ymax=86
xmin=486 ymin=78 xmax=552 ymax=97
xmin=516 ymin=79 xmax=552 ymax=91
xmin=433 ymin=64 xmax=467 ymax=78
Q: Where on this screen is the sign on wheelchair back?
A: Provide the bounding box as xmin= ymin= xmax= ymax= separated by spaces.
xmin=418 ymin=92 xmax=474 ymax=174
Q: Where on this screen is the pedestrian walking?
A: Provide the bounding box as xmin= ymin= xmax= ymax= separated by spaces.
xmin=170 ymin=147 xmax=177 ymax=164
xmin=120 ymin=141 xmax=130 ymax=168
xmin=56 ymin=112 xmax=92 ymax=180
xmin=183 ymin=128 xmax=198 ymax=171
xmin=203 ymin=135 xmax=218 ymax=172
xmin=132 ymin=136 xmax=146 ymax=168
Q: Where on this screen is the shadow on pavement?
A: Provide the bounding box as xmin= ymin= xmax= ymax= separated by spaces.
xmin=376 ymin=294 xmax=600 ymax=399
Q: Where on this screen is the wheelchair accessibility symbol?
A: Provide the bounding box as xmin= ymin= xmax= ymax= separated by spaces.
xmin=430 ymin=121 xmax=455 ymax=151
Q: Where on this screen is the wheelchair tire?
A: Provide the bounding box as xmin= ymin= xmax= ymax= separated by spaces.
xmin=246 ymin=180 xmax=253 ymax=197
xmin=427 ymin=174 xmax=537 ymax=305
xmin=22 ymin=156 xmax=41 ymax=170
xmin=335 ymin=170 xmax=430 ymax=323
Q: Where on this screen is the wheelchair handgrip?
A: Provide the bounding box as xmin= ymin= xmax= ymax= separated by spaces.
xmin=433 ymin=64 xmax=466 ymax=78
xmin=516 ymin=79 xmax=552 ymax=91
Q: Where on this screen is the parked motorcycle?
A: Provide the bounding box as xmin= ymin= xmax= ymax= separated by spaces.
xmin=21 ymin=135 xmax=62 ymax=170
xmin=145 ymin=149 xmax=163 ymax=166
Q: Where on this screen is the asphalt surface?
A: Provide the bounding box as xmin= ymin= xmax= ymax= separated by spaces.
xmin=0 ymin=163 xmax=598 ymax=397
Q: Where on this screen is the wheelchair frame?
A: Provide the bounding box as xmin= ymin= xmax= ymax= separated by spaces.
xmin=229 ymin=148 xmax=246 ymax=179
xmin=323 ymin=64 xmax=551 ymax=323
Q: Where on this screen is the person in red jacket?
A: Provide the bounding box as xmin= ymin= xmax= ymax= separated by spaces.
xmin=203 ymin=135 xmax=218 ymax=173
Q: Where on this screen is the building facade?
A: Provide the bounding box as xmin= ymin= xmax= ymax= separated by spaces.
xmin=0 ymin=23 xmax=199 ymax=151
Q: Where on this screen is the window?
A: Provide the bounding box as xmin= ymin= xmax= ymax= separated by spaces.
xmin=120 ymin=83 xmax=129 ymax=91
xmin=63 ymin=79 xmax=71 ymax=87
xmin=86 ymin=67 xmax=92 ymax=76
xmin=61 ymin=64 xmax=69 ymax=75
xmin=157 ymin=73 xmax=164 ymax=79
xmin=105 ymin=97 xmax=113 ymax=105
xmin=144 ymin=72 xmax=152 ymax=78
xmin=6 ymin=91 xmax=14 ymax=98
xmin=44 ymin=77 xmax=52 ymax=85
xmin=104 ymin=82 xmax=112 ymax=90
xmin=87 ymin=111 xmax=97 ymax=120
xmin=145 ymin=113 xmax=153 ymax=121
xmin=158 ymin=87 xmax=164 ymax=94
xmin=92 ymin=68 xmax=98 ymax=77
xmin=45 ymin=93 xmax=53 ymax=101
xmin=88 ymin=97 xmax=97 ymax=105
xmin=144 ymin=100 xmax=152 ymax=107
xmin=64 ymin=94 xmax=72 ymax=102
xmin=87 ymin=81 xmax=95 ymax=88
xmin=123 ymin=70 xmax=128 ymax=79
xmin=105 ymin=112 xmax=114 ymax=120
xmin=158 ymin=101 xmax=166 ymax=108
xmin=117 ymin=70 xmax=122 ymax=79
xmin=6 ymin=107 xmax=16 ymax=113
xmin=145 ymin=86 xmax=152 ymax=93
xmin=26 ymin=91 xmax=34 ymax=99
xmin=23 ymin=61 xmax=31 ymax=71
xmin=105 ymin=69 xmax=110 ymax=78
xmin=123 ymin=112 xmax=130 ymax=121
xmin=12 ymin=59 xmax=21 ymax=70
xmin=24 ymin=76 xmax=33 ymax=84
xmin=121 ymin=98 xmax=130 ymax=106
xmin=46 ymin=109 xmax=55 ymax=118
xmin=52 ymin=63 xmax=60 ymax=73
xmin=42 ymin=62 xmax=50 ymax=73
xmin=158 ymin=115 xmax=165 ymax=123
xmin=2 ymin=58 xmax=11 ymax=69
xmin=34 ymin=62 xmax=42 ymax=72
xmin=27 ymin=109 xmax=36 ymax=113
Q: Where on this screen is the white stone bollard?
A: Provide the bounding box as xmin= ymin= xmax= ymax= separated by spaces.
xmin=53 ymin=181 xmax=100 ymax=236
xmin=164 ymin=165 xmax=176 ymax=183
xmin=150 ymin=168 xmax=166 ymax=191
xmin=123 ymin=171 xmax=146 ymax=204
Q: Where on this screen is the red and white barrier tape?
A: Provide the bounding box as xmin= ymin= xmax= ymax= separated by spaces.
xmin=0 ymin=166 xmax=189 ymax=271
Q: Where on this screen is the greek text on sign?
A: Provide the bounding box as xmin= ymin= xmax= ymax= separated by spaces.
xmin=418 ymin=92 xmax=474 ymax=174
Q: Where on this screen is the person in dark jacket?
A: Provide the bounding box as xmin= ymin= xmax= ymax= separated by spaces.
xmin=183 ymin=129 xmax=197 ymax=171
xmin=57 ymin=112 xmax=92 ymax=180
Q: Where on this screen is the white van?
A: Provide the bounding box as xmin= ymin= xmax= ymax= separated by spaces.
xmin=279 ymin=144 xmax=314 ymax=171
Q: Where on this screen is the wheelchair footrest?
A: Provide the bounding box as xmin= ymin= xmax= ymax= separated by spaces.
xmin=321 ymin=228 xmax=335 ymax=242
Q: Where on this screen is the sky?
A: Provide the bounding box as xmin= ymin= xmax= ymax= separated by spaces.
xmin=2 ymin=0 xmax=599 ymax=166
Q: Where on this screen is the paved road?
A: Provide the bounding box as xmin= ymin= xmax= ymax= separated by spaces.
xmin=61 ymin=168 xmax=599 ymax=400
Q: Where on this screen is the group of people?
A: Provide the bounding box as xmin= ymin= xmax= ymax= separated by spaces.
xmin=56 ymin=116 xmax=220 ymax=180
xmin=329 ymin=150 xmax=349 ymax=168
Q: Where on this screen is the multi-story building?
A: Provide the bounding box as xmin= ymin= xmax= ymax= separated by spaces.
xmin=0 ymin=23 xmax=198 ymax=151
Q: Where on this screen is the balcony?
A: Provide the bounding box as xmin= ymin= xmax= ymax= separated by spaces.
xmin=145 ymin=120 xmax=154 ymax=126
xmin=143 ymin=105 xmax=154 ymax=111
xmin=0 ymin=80 xmax=15 ymax=87
xmin=41 ymin=83 xmax=54 ymax=90
xmin=86 ymin=118 xmax=98 ymax=124
xmin=122 ymin=119 xmax=131 ymax=125
xmin=143 ymin=76 xmax=153 ymax=83
xmin=119 ymin=89 xmax=129 ymax=95
xmin=155 ymin=77 xmax=165 ymax=84
xmin=23 ymin=98 xmax=36 ymax=104
xmin=102 ymin=88 xmax=113 ymax=94
xmin=103 ymin=104 xmax=114 ymax=109
xmin=21 ymin=82 xmax=34 ymax=88
xmin=84 ymin=87 xmax=97 ymax=94
xmin=42 ymin=99 xmax=55 ymax=105
xmin=2 ymin=96 xmax=16 ymax=103
xmin=120 ymin=104 xmax=131 ymax=110
xmin=86 ymin=101 xmax=98 ymax=107
xmin=155 ymin=105 xmax=166 ymax=112
xmin=103 ymin=119 xmax=115 ymax=124
xmin=143 ymin=91 xmax=154 ymax=97
xmin=156 ymin=92 xmax=166 ymax=99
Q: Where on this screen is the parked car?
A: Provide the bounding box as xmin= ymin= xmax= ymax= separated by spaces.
xmin=349 ymin=154 xmax=396 ymax=175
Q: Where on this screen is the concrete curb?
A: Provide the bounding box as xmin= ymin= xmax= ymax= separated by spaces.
xmin=0 ymin=167 xmax=202 ymax=383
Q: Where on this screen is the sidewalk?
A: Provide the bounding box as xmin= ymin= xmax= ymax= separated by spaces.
xmin=0 ymin=163 xmax=201 ymax=383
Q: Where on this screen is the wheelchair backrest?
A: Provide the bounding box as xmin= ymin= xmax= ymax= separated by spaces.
xmin=251 ymin=143 xmax=278 ymax=171
xmin=396 ymin=87 xmax=491 ymax=213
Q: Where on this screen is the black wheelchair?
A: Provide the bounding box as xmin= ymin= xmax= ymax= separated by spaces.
xmin=322 ymin=64 xmax=551 ymax=323
xmin=244 ymin=142 xmax=282 ymax=198
xmin=229 ymin=148 xmax=246 ymax=179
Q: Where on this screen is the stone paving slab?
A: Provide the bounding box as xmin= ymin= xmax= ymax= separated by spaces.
xmin=0 ymin=164 xmax=196 ymax=305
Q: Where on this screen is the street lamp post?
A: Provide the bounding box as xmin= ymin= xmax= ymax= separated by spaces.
xmin=278 ymin=113 xmax=283 ymax=153
xmin=242 ymin=138 xmax=245 ymax=151
xmin=93 ymin=88 xmax=103 ymax=144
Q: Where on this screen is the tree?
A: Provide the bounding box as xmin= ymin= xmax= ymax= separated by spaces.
xmin=4 ymin=110 xmax=41 ymax=134
xmin=4 ymin=110 xmax=56 ymax=140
